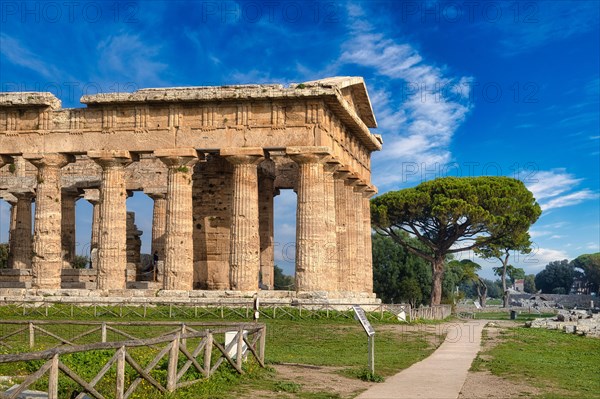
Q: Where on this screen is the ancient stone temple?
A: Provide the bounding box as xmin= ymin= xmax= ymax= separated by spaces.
xmin=0 ymin=77 xmax=381 ymax=298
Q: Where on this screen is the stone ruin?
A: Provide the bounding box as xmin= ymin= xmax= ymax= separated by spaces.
xmin=0 ymin=77 xmax=382 ymax=301
xmin=526 ymin=310 xmax=600 ymax=338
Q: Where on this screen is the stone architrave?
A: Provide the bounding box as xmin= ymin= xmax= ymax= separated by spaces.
xmin=258 ymin=159 xmax=276 ymax=290
xmin=9 ymin=192 xmax=34 ymax=270
xmin=287 ymin=146 xmax=331 ymax=292
xmin=24 ymin=153 xmax=74 ymax=289
xmin=155 ymin=148 xmax=198 ymax=290
xmin=88 ymin=150 xmax=133 ymax=290
xmin=221 ymin=148 xmax=264 ymax=291
xmin=147 ymin=192 xmax=167 ymax=262
xmin=61 ymin=190 xmax=78 ymax=268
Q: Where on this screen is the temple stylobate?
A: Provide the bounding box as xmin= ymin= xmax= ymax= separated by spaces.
xmin=0 ymin=77 xmax=382 ymax=298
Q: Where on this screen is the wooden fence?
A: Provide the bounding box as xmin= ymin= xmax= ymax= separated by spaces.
xmin=0 ymin=300 xmax=453 ymax=322
xmin=0 ymin=321 xmax=266 ymax=399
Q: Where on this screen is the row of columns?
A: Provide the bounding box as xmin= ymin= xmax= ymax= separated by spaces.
xmin=4 ymin=146 xmax=374 ymax=292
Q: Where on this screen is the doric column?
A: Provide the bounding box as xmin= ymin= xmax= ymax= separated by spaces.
xmin=147 ymin=192 xmax=167 ymax=262
xmin=6 ymin=196 xmax=17 ymax=269
xmin=155 ymin=149 xmax=198 ymax=290
xmin=221 ymin=148 xmax=264 ymax=291
xmin=88 ymin=150 xmax=133 ymax=290
xmin=83 ymin=189 xmax=100 ymax=251
xmin=258 ymin=159 xmax=276 ymax=290
xmin=362 ymin=189 xmax=376 ymax=294
xmin=61 ymin=190 xmax=78 ymax=268
xmin=24 ymin=153 xmax=74 ymax=289
xmin=352 ymin=184 xmax=367 ymax=292
xmin=334 ymin=172 xmax=350 ymax=291
xmin=9 ymin=192 xmax=34 ymax=270
xmin=344 ymin=178 xmax=360 ymax=291
xmin=287 ymin=147 xmax=330 ymax=292
xmin=323 ymin=162 xmax=339 ymax=291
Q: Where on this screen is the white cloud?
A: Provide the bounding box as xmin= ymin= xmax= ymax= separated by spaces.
xmin=97 ymin=33 xmax=167 ymax=87
xmin=338 ymin=5 xmax=471 ymax=188
xmin=0 ymin=34 xmax=64 ymax=80
xmin=526 ymin=169 xmax=599 ymax=211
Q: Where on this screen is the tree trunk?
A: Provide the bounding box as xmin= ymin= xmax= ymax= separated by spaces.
xmin=430 ymin=256 xmax=445 ymax=305
xmin=502 ymin=264 xmax=509 ymax=308
xmin=477 ymin=278 xmax=487 ymax=307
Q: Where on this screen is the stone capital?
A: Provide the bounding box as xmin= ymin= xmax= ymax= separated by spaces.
xmin=286 ymin=146 xmax=330 ymax=164
xmin=221 ymin=147 xmax=264 ymax=165
xmin=363 ymin=185 xmax=378 ymax=198
xmin=353 ymin=183 xmax=369 ymax=193
xmin=146 ymin=191 xmax=167 ymax=200
xmin=258 ymin=159 xmax=276 ymax=178
xmin=154 ymin=148 xmax=199 ymax=168
xmin=12 ymin=191 xmax=35 ymax=201
xmin=23 ymin=153 xmax=74 ymax=169
xmin=88 ymin=150 xmax=134 ymax=168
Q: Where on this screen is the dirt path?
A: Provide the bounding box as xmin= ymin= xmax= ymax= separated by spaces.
xmin=458 ymin=321 xmax=541 ymax=398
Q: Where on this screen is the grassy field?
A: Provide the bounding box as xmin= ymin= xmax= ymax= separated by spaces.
xmin=471 ymin=327 xmax=600 ymax=399
xmin=0 ymin=307 xmax=444 ymax=398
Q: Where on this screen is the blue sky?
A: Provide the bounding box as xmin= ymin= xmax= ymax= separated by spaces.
xmin=1 ymin=0 xmax=598 ymax=279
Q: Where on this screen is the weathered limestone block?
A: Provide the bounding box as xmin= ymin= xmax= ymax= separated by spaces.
xmin=258 ymin=159 xmax=276 ymax=289
xmin=222 ymin=148 xmax=264 ymax=291
xmin=89 ymin=150 xmax=133 ymax=290
xmin=287 ymin=146 xmax=330 ymax=292
xmin=9 ymin=192 xmax=34 ymax=270
xmin=24 ymin=153 xmax=74 ymax=289
xmin=193 ymin=155 xmax=233 ymax=290
xmin=155 ymin=148 xmax=198 ymax=290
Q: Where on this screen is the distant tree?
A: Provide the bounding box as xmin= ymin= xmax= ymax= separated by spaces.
xmin=446 ymin=259 xmax=487 ymax=306
xmin=0 ymin=243 xmax=8 ymax=268
xmin=482 ymin=279 xmax=503 ymax=299
xmin=477 ymin=231 xmax=538 ymax=308
xmin=524 ymin=274 xmax=537 ymax=294
xmin=274 ymin=265 xmax=294 ymax=290
xmin=398 ymin=278 xmax=423 ymax=308
xmin=535 ymin=260 xmax=574 ymax=294
xmin=571 ymin=253 xmax=600 ymax=294
xmin=372 ymin=233 xmax=431 ymax=305
xmin=372 ymin=176 xmax=541 ymax=305
xmin=71 ymin=255 xmax=89 ymax=269
xmin=507 ymin=267 xmax=525 ymax=285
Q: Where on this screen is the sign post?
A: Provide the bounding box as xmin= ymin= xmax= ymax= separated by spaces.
xmin=352 ymin=305 xmax=375 ymax=374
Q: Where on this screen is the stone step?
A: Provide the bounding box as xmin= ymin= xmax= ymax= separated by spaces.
xmin=0 ymin=281 xmax=32 ymax=288
xmin=127 ymin=281 xmax=161 ymax=290
xmin=61 ymin=282 xmax=97 ymax=289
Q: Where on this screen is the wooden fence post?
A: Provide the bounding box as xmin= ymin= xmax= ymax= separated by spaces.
xmin=29 ymin=322 xmax=35 ymax=348
xmin=48 ymin=354 xmax=59 ymax=399
xmin=204 ymin=331 xmax=212 ymax=378
xmin=101 ymin=322 xmax=107 ymax=343
xmin=236 ymin=326 xmax=243 ymax=369
xmin=181 ymin=324 xmax=187 ymax=349
xmin=259 ymin=325 xmax=266 ymax=365
xmin=116 ymin=347 xmax=125 ymax=399
xmin=167 ymin=333 xmax=180 ymax=392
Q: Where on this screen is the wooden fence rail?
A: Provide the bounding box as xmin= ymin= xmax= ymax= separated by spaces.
xmin=0 ymin=321 xmax=266 ymax=399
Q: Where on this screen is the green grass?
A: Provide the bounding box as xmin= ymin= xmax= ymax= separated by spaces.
xmin=0 ymin=310 xmax=442 ymax=398
xmin=472 ymin=327 xmax=600 ymax=399
xmin=473 ymin=311 xmax=555 ymax=321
